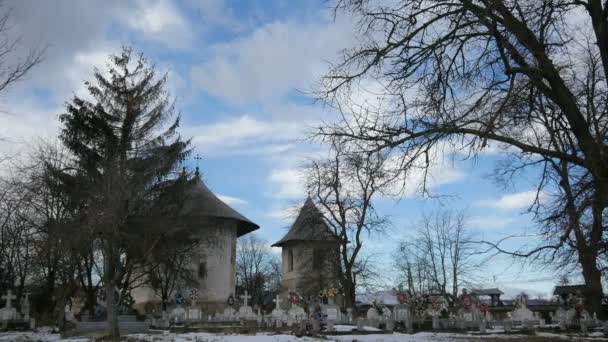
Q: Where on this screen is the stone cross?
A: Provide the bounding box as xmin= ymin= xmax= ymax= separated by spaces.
xmin=2 ymin=290 xmax=16 ymax=309
xmin=273 ymin=294 xmax=282 ymax=308
xmin=240 ymin=290 xmax=251 ymax=307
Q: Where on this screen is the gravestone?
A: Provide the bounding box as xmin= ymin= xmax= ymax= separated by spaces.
xmin=394 ymin=304 xmax=409 ymax=323
xmin=222 ymin=307 xmax=236 ymax=320
xmin=21 ymin=293 xmax=30 ymax=321
xmin=580 ymin=319 xmax=588 ymax=334
xmin=346 ymin=308 xmax=353 ymax=323
xmin=381 ymin=307 xmax=392 ymax=320
xmin=187 ymin=307 xmax=201 ymax=321
xmin=271 ymin=295 xmax=286 ymax=321
xmin=385 ymin=318 xmax=395 ymax=331
xmin=0 ymin=290 xmax=17 ymax=322
xmin=171 ymin=306 xmax=186 ymax=324
xmin=288 ymin=303 xmax=306 ymax=321
xmin=504 ymin=319 xmax=512 ymax=332
xmin=238 ymin=290 xmax=256 ymax=320
xmin=366 ymin=306 xmax=380 ymax=320
xmin=432 ymin=315 xmax=439 ymax=330
xmin=327 ymin=320 xmax=335 ymax=332
xmin=479 ymin=320 xmax=486 ymax=333
xmin=323 ymin=304 xmax=340 ymax=322
xmin=312 ymin=319 xmax=320 ymax=332
xmin=366 ymin=307 xmax=380 ymax=328
xmin=510 ymin=301 xmax=534 ymax=322
xmin=356 ymin=317 xmax=365 ymax=331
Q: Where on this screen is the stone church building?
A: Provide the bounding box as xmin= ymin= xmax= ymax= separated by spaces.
xmin=272 ymin=197 xmax=341 ymax=305
xmin=132 ymin=173 xmax=259 ymax=314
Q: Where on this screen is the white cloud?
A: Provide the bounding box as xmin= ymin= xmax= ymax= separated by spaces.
xmin=183 ymin=115 xmax=303 ymax=157
xmin=123 ymin=0 xmax=192 ymax=48
xmin=186 ymin=0 xmax=249 ymax=33
xmin=190 ymin=15 xmax=355 ymax=105
xmin=385 ymin=144 xmax=467 ymax=198
xmin=267 ymin=168 xmax=305 ymax=200
xmin=475 ymin=190 xmax=544 ymax=210
xmin=468 ymin=215 xmax=517 ymax=231
xmin=217 ymin=194 xmax=247 ymax=205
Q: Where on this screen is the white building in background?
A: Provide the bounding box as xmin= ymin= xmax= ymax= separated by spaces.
xmin=132 ymin=171 xmax=259 ymax=314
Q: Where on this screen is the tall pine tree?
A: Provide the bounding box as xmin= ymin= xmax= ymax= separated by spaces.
xmin=55 ymin=48 xmax=190 ymax=337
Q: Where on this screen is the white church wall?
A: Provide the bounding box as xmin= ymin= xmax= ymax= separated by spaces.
xmin=131 ymin=219 xmax=238 ymax=314
xmin=195 ymin=220 xmax=237 ymax=303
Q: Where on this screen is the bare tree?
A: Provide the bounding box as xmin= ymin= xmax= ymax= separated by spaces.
xmin=146 ymin=233 xmax=198 ymax=311
xmin=236 ymin=234 xmax=279 ymax=308
xmin=0 ymin=3 xmax=43 ymax=98
xmin=305 ymin=140 xmax=393 ymax=308
xmin=319 ymin=0 xmax=608 ymax=315
xmin=0 ymin=1 xmax=43 ymax=145
xmin=394 ymin=211 xmax=481 ymax=308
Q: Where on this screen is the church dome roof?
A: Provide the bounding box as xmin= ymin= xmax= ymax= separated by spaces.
xmin=180 ymin=176 xmax=259 ymax=237
xmin=271 ymin=196 xmax=341 ymax=247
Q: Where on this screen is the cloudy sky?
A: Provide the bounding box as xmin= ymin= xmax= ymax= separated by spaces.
xmin=0 ymin=0 xmax=562 ymax=297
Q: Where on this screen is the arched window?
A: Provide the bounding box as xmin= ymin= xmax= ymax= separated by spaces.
xmin=288 ymin=249 xmax=294 ymax=272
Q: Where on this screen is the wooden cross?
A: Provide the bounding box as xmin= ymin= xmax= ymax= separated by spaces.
xmin=2 ymin=290 xmax=16 ymax=309
xmin=240 ymin=290 xmax=251 ymax=307
xmin=273 ymin=294 xmax=282 ymax=309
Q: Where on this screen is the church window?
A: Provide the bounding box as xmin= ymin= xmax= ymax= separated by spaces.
xmin=288 ymin=249 xmax=294 ymax=271
xmin=198 ymin=262 xmax=207 ymax=279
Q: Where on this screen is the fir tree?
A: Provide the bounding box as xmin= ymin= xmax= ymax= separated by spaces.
xmin=54 ymin=47 xmax=190 ymax=337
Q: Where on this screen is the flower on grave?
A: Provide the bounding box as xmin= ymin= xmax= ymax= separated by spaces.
xmin=289 ymin=292 xmax=301 ymax=305
xmin=397 ymin=291 xmax=408 ymax=304
xmin=327 ymin=288 xmax=338 ymax=299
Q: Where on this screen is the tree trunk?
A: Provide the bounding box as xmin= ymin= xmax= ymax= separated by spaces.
xmin=105 ymin=282 xmax=120 ymax=337
xmin=581 ymin=253 xmax=604 ymax=318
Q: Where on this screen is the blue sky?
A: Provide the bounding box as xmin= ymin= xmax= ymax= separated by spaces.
xmin=0 ymin=0 xmax=564 ymax=298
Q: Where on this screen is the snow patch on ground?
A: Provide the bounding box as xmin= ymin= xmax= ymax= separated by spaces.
xmin=1 ymin=330 xmax=608 ymax=341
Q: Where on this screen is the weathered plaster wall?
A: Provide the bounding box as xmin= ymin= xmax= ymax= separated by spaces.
xmin=131 ymin=219 xmax=237 ymax=314
xmin=196 ymin=220 xmax=236 ymax=304
xmin=280 ymin=241 xmax=340 ymax=299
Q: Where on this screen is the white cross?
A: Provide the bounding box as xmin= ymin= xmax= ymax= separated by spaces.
xmin=2 ymin=290 xmax=16 ymax=309
xmin=240 ymin=290 xmax=251 ymax=307
xmin=273 ymin=295 xmax=282 ymax=309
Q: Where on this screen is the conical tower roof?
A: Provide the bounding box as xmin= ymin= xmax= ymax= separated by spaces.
xmin=180 ymin=175 xmax=259 ymax=237
xmin=271 ymin=197 xmax=340 ymax=247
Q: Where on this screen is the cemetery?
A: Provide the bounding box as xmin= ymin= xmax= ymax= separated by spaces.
xmin=1 ymin=194 xmax=608 ymax=340
xmin=2 ymin=0 xmax=608 ymax=341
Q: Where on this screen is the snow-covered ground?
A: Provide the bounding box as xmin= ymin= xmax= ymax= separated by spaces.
xmin=1 ymin=330 xmax=607 ymax=341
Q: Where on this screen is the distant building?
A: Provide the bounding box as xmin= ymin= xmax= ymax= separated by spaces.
xmin=272 ymin=197 xmax=341 ymax=306
xmin=553 ymin=284 xmax=587 ymax=303
xmin=471 ymin=288 xmax=504 ymax=307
